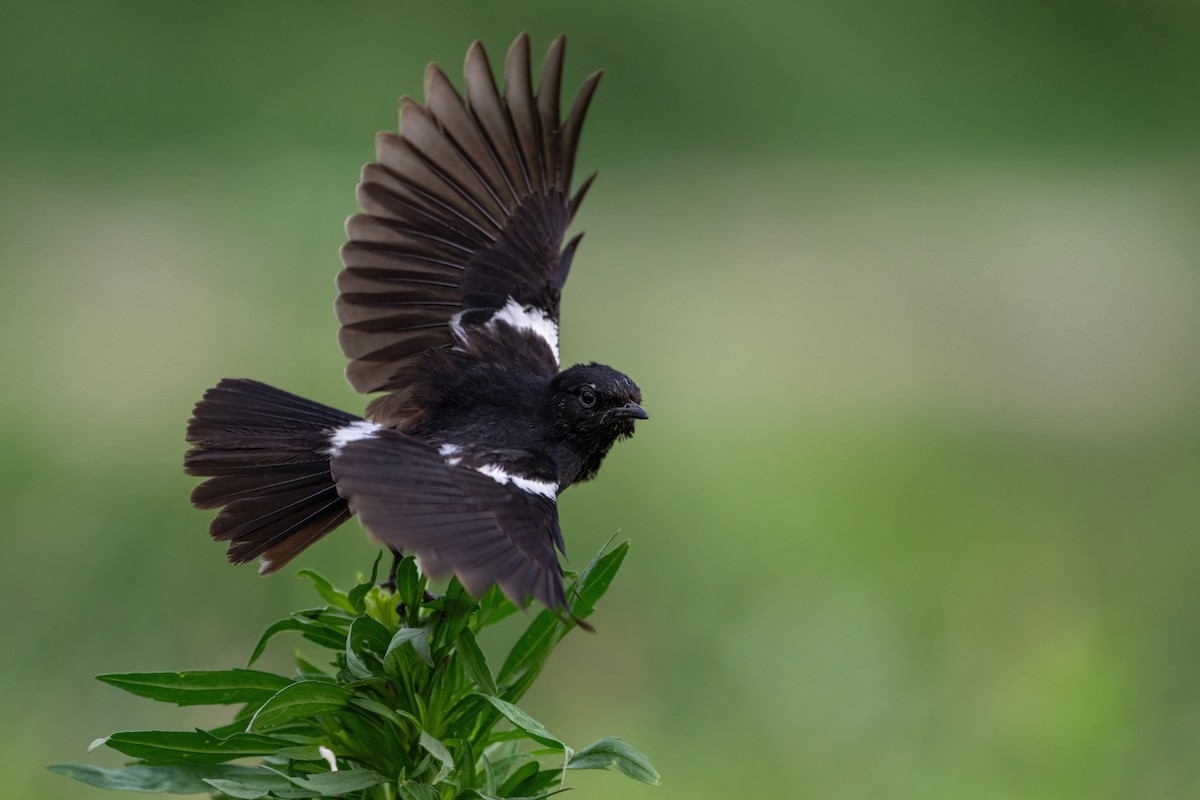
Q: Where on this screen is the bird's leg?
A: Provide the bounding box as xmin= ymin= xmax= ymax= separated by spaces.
xmin=381 ymin=546 xmax=404 ymax=593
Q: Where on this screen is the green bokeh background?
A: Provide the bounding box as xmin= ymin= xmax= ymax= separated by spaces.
xmin=3 ymin=2 xmax=1199 ymax=798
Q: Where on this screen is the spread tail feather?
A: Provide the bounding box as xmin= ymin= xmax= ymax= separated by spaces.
xmin=184 ymin=379 xmax=360 ymax=573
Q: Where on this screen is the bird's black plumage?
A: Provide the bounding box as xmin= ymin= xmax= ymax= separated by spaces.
xmin=184 ymin=34 xmax=646 ymax=612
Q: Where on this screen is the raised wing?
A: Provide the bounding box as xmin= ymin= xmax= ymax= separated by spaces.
xmin=337 ymin=33 xmax=601 ymax=427
xmin=330 ymin=429 xmax=567 ymax=610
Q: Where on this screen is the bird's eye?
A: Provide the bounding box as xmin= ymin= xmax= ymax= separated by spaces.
xmin=580 ymin=389 xmax=596 ymax=407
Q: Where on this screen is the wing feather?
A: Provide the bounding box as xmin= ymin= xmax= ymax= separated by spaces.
xmin=504 ymin=33 xmax=544 ymax=194
xmin=331 ymin=431 xmax=567 ymax=609
xmin=338 ymin=34 xmax=601 ymax=425
xmin=424 ymin=64 xmax=515 ymax=210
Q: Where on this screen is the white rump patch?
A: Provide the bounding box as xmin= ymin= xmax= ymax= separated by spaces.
xmin=488 ymin=298 xmax=560 ymax=365
xmin=327 ymin=420 xmax=383 ymax=456
xmin=438 ymin=442 xmax=462 ymax=466
xmin=475 ymin=463 xmax=558 ymax=500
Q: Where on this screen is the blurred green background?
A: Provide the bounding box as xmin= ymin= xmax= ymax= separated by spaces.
xmin=3 ymin=1 xmax=1199 ymax=798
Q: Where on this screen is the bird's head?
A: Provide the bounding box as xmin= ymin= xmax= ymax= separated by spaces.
xmin=549 ymin=363 xmax=647 ymax=477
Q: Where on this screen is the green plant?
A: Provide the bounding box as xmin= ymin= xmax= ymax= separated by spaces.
xmin=51 ymin=541 xmax=658 ymax=798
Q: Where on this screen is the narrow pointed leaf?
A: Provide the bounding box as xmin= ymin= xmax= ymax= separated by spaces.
xmin=247 ymin=681 xmax=354 ymax=732
xmin=499 ymin=541 xmax=629 ymax=685
xmin=496 ymin=610 xmax=559 ymax=688
xmin=349 ymin=697 xmax=419 ymax=730
xmin=346 ymin=615 xmax=392 ymax=678
xmin=563 ymin=540 xmax=629 ymax=626
xmin=288 ymin=769 xmax=391 ymax=795
xmin=48 ymin=763 xmax=267 ymax=794
xmin=475 ymin=585 xmax=519 ymax=629
xmin=98 ymin=730 xmax=292 ymax=765
xmin=246 ymin=610 xmax=351 ymax=665
xmin=202 ymin=771 xmax=319 ymax=799
xmin=419 ymin=730 xmax=455 ymax=782
xmin=427 ymin=577 xmax=477 ymax=647
xmin=202 ymin=775 xmax=289 ymax=799
xmin=387 ymin=626 xmax=433 ymax=666
xmin=456 ymin=628 xmax=498 ymax=694
xmin=247 ymin=619 xmax=304 ymax=666
xmin=348 ymin=615 xmax=392 ymax=658
xmin=458 ymin=739 xmax=476 ymax=792
xmin=347 ymin=551 xmax=383 ymax=613
xmin=297 ymin=570 xmax=355 ymax=613
xmin=478 ymin=696 xmax=566 ymax=751
xmin=398 ymin=779 xmax=440 ymax=800
xmin=97 ymin=670 xmax=292 ymax=707
xmin=566 ymin=736 xmax=661 ymax=784
xmin=496 ymin=761 xmax=540 ymax=796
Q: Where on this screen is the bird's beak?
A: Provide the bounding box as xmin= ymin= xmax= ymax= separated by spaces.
xmin=612 ymin=402 xmax=649 ymax=420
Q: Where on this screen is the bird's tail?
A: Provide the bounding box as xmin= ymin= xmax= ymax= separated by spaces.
xmin=184 ymin=378 xmax=361 ymax=574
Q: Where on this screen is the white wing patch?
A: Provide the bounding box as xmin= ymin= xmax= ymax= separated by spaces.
xmin=328 ymin=420 xmax=383 ymax=456
xmin=438 ymin=442 xmax=463 ymax=466
xmin=448 ymin=311 xmax=467 ymax=345
xmin=488 ymin=298 xmax=560 ymax=365
xmin=475 ymin=463 xmax=558 ymax=500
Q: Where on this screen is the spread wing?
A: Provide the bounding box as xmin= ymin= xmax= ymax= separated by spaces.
xmin=336 ymin=33 xmax=601 ymax=427
xmin=330 ymin=429 xmax=567 ymax=610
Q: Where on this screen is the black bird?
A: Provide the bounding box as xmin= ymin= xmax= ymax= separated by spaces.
xmin=184 ymin=34 xmax=647 ymax=613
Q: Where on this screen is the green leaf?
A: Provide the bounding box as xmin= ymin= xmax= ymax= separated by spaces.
xmin=347 ymin=551 xmax=383 ymax=614
xmin=97 ymin=730 xmax=293 ymax=765
xmin=457 ymin=738 xmax=476 ymax=792
xmin=349 ymin=696 xmax=418 ymax=730
xmin=273 ymin=744 xmax=325 ymax=760
xmin=202 ymin=773 xmax=299 ymax=799
xmin=427 ymin=577 xmax=477 ymax=647
xmin=363 ymin=584 xmax=402 ymax=629
xmin=202 ymin=767 xmax=376 ymax=799
xmin=398 ymin=779 xmax=440 ymax=800
xmin=48 ymin=763 xmax=266 ymax=794
xmin=484 ymin=746 xmax=523 ymax=785
xmin=247 ymin=611 xmax=352 ymax=666
xmin=348 ymin=614 xmax=392 ymax=655
xmin=97 ymin=670 xmax=292 ymax=707
xmin=345 ymin=614 xmax=393 ymax=678
xmin=394 ymin=556 xmax=421 ymax=604
xmin=387 ymin=626 xmax=433 ymax=667
xmin=299 ymin=624 xmax=352 ymax=652
xmin=247 ymin=681 xmax=354 ymax=731
xmin=478 ymin=696 xmax=567 ymax=751
xmin=512 ymin=768 xmax=567 ymax=797
xmin=288 ymin=769 xmax=391 ymax=796
xmin=480 ymin=753 xmax=497 ymax=794
xmin=564 ymin=540 xmax=629 ymax=626
xmin=418 ymin=730 xmax=455 ymax=782
xmin=455 ymin=628 xmax=498 ymax=695
xmin=294 ymin=654 xmax=334 ymax=682
xmin=567 ymin=736 xmax=661 ymax=785
xmin=247 ymin=618 xmax=305 ymax=666
xmin=496 ymin=761 xmax=540 ymax=797
xmin=498 ymin=542 xmax=630 ymax=703
xmin=475 ymin=585 xmax=519 ymax=629
xmin=496 ymin=610 xmax=558 ymax=688
xmin=297 ymin=570 xmax=355 ymax=613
